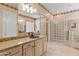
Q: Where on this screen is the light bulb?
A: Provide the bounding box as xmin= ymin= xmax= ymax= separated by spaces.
xmin=30 ymin=6 xmax=33 ymax=11
xmin=21 ymin=3 xmax=26 ymax=11
xmin=25 ymin=4 xmax=29 ymax=8
xmin=30 ymin=7 xmax=33 ymax=14
xmin=27 ymin=8 xmax=30 ymax=13
xmin=31 ymin=10 xmax=33 ymax=14
xmin=23 ymin=7 xmax=26 ymax=11
xmin=34 ymin=8 xmax=36 ymax=12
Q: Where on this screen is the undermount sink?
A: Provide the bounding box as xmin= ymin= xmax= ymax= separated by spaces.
xmin=34 ymin=36 xmax=39 ymax=38
xmin=30 ymin=36 xmax=39 ymax=38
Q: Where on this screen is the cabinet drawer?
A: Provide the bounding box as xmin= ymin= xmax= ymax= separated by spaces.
xmin=0 ymin=51 xmax=9 ymax=56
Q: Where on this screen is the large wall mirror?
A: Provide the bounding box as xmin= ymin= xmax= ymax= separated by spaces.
xmin=18 ymin=15 xmax=35 ymax=35
xmin=0 ymin=8 xmax=18 ymax=38
xmin=0 ymin=3 xmax=47 ymax=38
xmin=35 ymin=17 xmax=46 ymax=35
xmin=18 ymin=16 xmax=26 ymax=33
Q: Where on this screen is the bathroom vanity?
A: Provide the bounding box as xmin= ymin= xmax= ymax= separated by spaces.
xmin=0 ymin=35 xmax=47 ymax=56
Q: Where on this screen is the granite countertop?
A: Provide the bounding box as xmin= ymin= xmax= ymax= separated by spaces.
xmin=0 ymin=35 xmax=46 ymax=52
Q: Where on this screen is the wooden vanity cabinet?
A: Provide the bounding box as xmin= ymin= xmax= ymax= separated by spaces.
xmin=0 ymin=45 xmax=22 ymax=56
xmin=43 ymin=37 xmax=47 ymax=53
xmin=23 ymin=37 xmax=47 ymax=56
xmin=23 ymin=41 xmax=35 ymax=56
xmin=35 ymin=39 xmax=43 ymax=56
xmin=0 ymin=37 xmax=47 ymax=56
xmin=34 ymin=37 xmax=47 ymax=56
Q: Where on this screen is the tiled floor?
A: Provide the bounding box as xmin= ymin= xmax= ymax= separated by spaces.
xmin=44 ymin=40 xmax=79 ymax=56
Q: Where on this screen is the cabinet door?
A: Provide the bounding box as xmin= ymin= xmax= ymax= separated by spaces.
xmin=23 ymin=41 xmax=35 ymax=56
xmin=0 ymin=50 xmax=10 ymax=56
xmin=3 ymin=10 xmax=17 ymax=37
xmin=35 ymin=40 xmax=40 ymax=56
xmin=35 ymin=39 xmax=43 ymax=56
xmin=43 ymin=37 xmax=47 ymax=53
xmin=0 ymin=45 xmax=22 ymax=56
xmin=9 ymin=45 xmax=22 ymax=56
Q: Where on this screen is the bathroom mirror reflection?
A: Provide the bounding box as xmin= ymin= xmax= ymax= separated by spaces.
xmin=18 ymin=15 xmax=35 ymax=34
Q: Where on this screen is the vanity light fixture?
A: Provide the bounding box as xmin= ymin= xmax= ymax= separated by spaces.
xmin=30 ymin=6 xmax=33 ymax=11
xmin=25 ymin=4 xmax=29 ymax=9
xmin=21 ymin=4 xmax=26 ymax=11
xmin=21 ymin=3 xmax=37 ymax=14
xmin=29 ymin=6 xmax=34 ymax=14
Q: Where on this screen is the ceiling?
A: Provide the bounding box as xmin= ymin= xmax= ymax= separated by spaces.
xmin=3 ymin=3 xmax=17 ymax=9
xmin=3 ymin=3 xmax=48 ymax=18
xmin=4 ymin=3 xmax=79 ymax=17
xmin=18 ymin=3 xmax=48 ymax=18
xmin=41 ymin=3 xmax=79 ymax=14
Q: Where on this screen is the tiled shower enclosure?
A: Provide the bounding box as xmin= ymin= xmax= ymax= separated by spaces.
xmin=50 ymin=12 xmax=79 ymax=42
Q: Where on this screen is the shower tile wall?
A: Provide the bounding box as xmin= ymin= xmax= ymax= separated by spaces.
xmin=57 ymin=21 xmax=65 ymax=40
xmin=50 ymin=12 xmax=79 ymax=41
xmin=50 ymin=21 xmax=56 ymax=40
xmin=50 ymin=15 xmax=66 ymax=41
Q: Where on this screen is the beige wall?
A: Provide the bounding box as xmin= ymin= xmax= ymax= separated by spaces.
xmin=46 ymin=14 xmax=53 ymax=41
